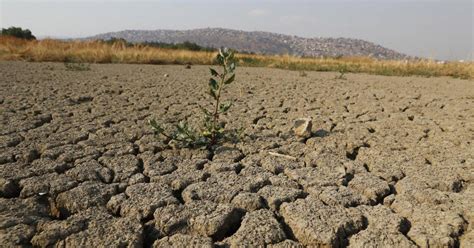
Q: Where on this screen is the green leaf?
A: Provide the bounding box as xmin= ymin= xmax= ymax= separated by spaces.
xmin=227 ymin=51 xmax=235 ymax=60
xmin=201 ymin=130 xmax=212 ymax=138
xmin=177 ymin=120 xmax=187 ymax=131
xmin=210 ymin=68 xmax=219 ymax=77
xmin=224 ymin=74 xmax=235 ymax=85
xmin=220 ymin=47 xmax=229 ymax=58
xmin=209 ymin=78 xmax=218 ymax=91
xmin=199 ymin=106 xmax=212 ymax=116
xmin=208 ymin=88 xmax=217 ymax=99
xmin=216 ymin=50 xmax=225 ymax=65
xmin=175 ymin=121 xmax=197 ymax=142
xmin=228 ymin=62 xmax=235 ymax=72
xmin=216 ymin=54 xmax=224 ymax=65
xmin=149 ymin=119 xmax=164 ymax=133
xmin=219 ymin=101 xmax=232 ymax=113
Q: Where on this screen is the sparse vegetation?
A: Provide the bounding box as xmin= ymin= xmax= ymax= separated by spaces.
xmin=104 ymin=37 xmax=214 ymax=52
xmin=335 ymin=65 xmax=347 ymax=80
xmin=142 ymin=41 xmax=214 ymax=52
xmin=64 ymin=58 xmax=91 ymax=71
xmin=1 ymin=27 xmax=36 ymax=40
xmin=0 ymin=36 xmax=472 ymax=79
xmin=149 ymin=48 xmax=239 ymax=149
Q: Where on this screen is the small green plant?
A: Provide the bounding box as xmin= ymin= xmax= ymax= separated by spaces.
xmin=64 ymin=60 xmax=91 ymax=71
xmin=335 ymin=65 xmax=347 ymax=80
xmin=149 ymin=48 xmax=238 ymax=149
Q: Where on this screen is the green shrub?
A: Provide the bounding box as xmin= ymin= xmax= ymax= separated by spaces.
xmin=1 ymin=27 xmax=36 ymax=40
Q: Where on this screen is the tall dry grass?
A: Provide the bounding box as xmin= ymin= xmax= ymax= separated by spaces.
xmin=0 ymin=36 xmax=216 ymax=64
xmin=1 ymin=36 xmax=472 ymax=79
xmin=239 ymin=54 xmax=474 ymax=79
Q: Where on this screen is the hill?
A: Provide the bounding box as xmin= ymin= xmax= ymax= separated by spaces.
xmin=86 ymin=28 xmax=409 ymax=60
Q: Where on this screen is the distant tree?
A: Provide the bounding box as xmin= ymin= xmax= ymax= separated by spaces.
xmin=1 ymin=27 xmax=36 ymax=40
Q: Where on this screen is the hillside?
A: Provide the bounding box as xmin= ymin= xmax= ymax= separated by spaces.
xmin=87 ymin=28 xmax=409 ymax=60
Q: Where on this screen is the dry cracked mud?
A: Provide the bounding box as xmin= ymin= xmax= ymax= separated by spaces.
xmin=0 ymin=61 xmax=473 ymax=247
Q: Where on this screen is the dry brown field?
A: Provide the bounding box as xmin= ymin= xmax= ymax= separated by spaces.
xmin=1 ymin=61 xmax=473 ymax=247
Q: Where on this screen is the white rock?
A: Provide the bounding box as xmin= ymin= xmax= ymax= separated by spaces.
xmin=293 ymin=118 xmax=312 ymax=138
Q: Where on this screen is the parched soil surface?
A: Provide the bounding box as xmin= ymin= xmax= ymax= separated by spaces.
xmin=1 ymin=61 xmax=473 ymax=247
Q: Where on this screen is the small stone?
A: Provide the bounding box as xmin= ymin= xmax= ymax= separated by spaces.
xmin=293 ymin=118 xmax=312 ymax=138
xmin=163 ymin=74 xmax=169 ymax=78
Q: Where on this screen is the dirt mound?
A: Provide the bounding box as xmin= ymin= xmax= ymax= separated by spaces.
xmin=1 ymin=61 xmax=473 ymax=247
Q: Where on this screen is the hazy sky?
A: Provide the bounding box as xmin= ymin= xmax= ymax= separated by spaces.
xmin=1 ymin=0 xmax=473 ymax=60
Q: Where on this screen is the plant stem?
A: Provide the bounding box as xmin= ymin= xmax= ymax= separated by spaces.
xmin=210 ymin=59 xmax=228 ymax=146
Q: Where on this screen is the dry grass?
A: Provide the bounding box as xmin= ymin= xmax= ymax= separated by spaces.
xmin=238 ymin=54 xmax=473 ymax=79
xmin=1 ymin=36 xmax=472 ymax=79
xmin=0 ymin=36 xmax=215 ymax=64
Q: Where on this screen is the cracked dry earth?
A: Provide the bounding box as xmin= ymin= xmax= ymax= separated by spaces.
xmin=0 ymin=61 xmax=473 ymax=248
